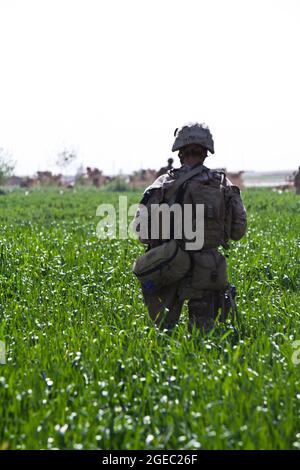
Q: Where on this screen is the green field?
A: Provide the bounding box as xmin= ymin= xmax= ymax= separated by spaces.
xmin=0 ymin=188 xmax=299 ymax=450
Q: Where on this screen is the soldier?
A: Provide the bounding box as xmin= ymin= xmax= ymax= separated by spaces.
xmin=134 ymin=123 xmax=247 ymax=333
xmin=294 ymin=166 xmax=300 ymax=195
xmin=156 ymin=158 xmax=174 ymax=178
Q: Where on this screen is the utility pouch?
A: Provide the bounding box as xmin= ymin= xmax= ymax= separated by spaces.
xmin=133 ymin=239 xmax=191 ymax=294
xmin=178 ymin=249 xmax=227 ymax=299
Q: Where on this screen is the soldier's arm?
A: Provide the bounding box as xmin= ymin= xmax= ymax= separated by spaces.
xmin=224 ymin=178 xmax=247 ymax=241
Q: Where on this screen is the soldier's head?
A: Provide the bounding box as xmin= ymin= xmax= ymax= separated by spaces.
xmin=167 ymin=158 xmax=174 ymax=168
xmin=172 ymin=122 xmax=214 ymax=166
xmin=178 ymin=144 xmax=207 ymax=166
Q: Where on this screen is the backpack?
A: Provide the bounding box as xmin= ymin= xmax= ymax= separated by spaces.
xmin=133 ymin=166 xmax=228 ymax=293
xmin=180 ymin=172 xmax=227 ymax=249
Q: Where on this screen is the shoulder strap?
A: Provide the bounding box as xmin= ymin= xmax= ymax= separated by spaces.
xmin=164 ymin=164 xmax=205 ymax=201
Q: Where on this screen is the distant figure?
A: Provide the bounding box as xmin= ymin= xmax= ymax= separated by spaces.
xmin=294 ymin=166 xmax=300 ymax=194
xmin=156 ymin=158 xmax=174 ymax=177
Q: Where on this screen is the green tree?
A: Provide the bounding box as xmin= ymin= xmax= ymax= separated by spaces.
xmin=0 ymin=148 xmax=15 ymax=185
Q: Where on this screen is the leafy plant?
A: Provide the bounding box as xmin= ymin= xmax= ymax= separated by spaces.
xmin=0 ymin=148 xmax=15 ymax=185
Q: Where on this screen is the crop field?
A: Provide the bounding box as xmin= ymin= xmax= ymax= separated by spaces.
xmin=0 ymin=188 xmax=299 ymax=450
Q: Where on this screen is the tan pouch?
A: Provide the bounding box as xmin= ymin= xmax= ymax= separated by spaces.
xmin=133 ymin=239 xmax=191 ymax=294
xmin=179 ymin=249 xmax=227 ymax=299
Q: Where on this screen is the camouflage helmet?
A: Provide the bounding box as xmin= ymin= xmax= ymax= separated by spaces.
xmin=172 ymin=122 xmax=215 ymax=154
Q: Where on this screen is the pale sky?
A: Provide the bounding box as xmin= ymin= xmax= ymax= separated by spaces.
xmin=0 ymin=0 xmax=299 ymax=176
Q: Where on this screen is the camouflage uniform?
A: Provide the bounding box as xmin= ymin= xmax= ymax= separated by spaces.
xmin=135 ymin=123 xmax=247 ymax=332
